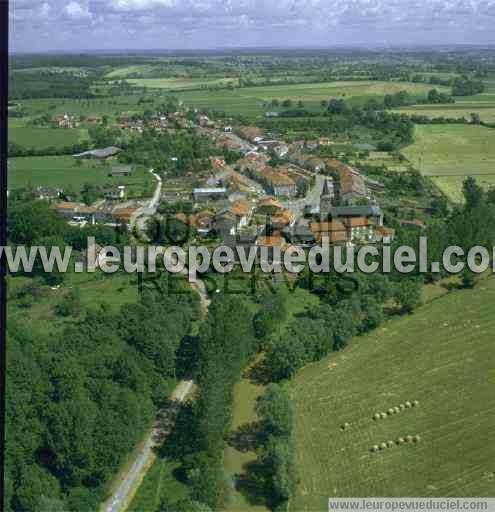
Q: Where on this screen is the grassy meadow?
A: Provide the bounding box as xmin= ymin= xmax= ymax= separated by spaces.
xmin=9 ymin=125 xmax=89 ymax=149
xmin=19 ymin=96 xmax=146 ymax=120
xmin=224 ymin=287 xmax=319 ymax=512
xmin=401 ymin=124 xmax=495 ymax=201
xmin=8 ymin=155 xmax=154 ymax=195
xmin=128 ymin=77 xmax=239 ymax=90
xmin=288 ymin=278 xmax=495 ymax=510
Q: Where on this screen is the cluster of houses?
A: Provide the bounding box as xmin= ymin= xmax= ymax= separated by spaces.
xmin=50 ymin=199 xmax=143 ymax=229
xmin=52 ymin=114 xmax=78 ymax=129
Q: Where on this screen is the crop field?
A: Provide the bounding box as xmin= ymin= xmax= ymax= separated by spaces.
xmin=173 ymin=81 xmax=449 ymax=117
xmin=9 ymin=125 xmax=89 ymax=149
xmin=8 ymin=155 xmax=154 ymax=195
xmin=288 ymin=278 xmax=495 ymax=510
xmin=127 ymin=76 xmax=239 ymax=90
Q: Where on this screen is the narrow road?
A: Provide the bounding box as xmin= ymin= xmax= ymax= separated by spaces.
xmin=101 ymin=380 xmax=194 ymax=512
xmin=101 ymin=255 xmax=210 ymax=512
xmin=135 ymin=169 xmax=163 ymax=233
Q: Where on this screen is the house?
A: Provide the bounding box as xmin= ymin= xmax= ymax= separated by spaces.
xmin=310 ymin=219 xmax=349 ymax=245
xmin=50 ymin=201 xmax=96 ymax=224
xmin=193 ymin=188 xmax=228 ymax=202
xmin=257 ymin=196 xmax=283 ymax=214
xmin=111 ymin=206 xmax=140 ymax=228
xmin=374 ymin=226 xmax=395 ymax=243
xmin=262 ymin=169 xmax=297 ymax=198
xmin=238 ymin=126 xmax=263 ymax=144
xmin=52 ymin=114 xmax=75 ymax=129
xmin=344 ymin=217 xmax=374 ymax=243
xmin=283 ymin=218 xmax=316 ymax=246
xmin=74 ymin=146 xmax=121 ymax=161
xmin=256 ymin=233 xmax=286 ymax=265
xmin=103 ymin=185 xmax=126 ymax=200
xmin=50 ymin=202 xmax=82 ymax=220
xmin=327 ymin=205 xmax=383 ymax=227
xmin=270 ymin=209 xmax=296 ymax=230
xmin=36 ymin=186 xmax=63 ymax=201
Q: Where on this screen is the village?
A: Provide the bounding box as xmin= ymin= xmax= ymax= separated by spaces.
xmin=43 ymin=108 xmax=395 ymax=258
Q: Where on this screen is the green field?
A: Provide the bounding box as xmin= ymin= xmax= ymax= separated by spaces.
xmin=288 ymin=278 xmax=495 ymax=510
xmin=431 ymin=175 xmax=495 ymax=203
xmin=128 ymin=77 xmax=239 ymax=90
xmin=9 ymin=125 xmax=89 ymax=149
xmin=20 ymin=96 xmax=146 ymax=120
xmin=401 ymin=124 xmax=495 ymax=200
xmin=173 ymin=81 xmax=449 ymax=117
xmin=8 ymin=155 xmax=154 ymax=195
xmin=8 ymin=272 xmax=138 ymax=336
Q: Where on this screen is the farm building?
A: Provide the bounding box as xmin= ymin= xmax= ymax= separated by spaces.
xmin=193 ymin=187 xmax=228 ymax=202
xmin=74 ymin=146 xmax=121 ymax=161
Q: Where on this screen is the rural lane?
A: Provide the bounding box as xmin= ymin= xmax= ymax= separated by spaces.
xmin=101 ymin=250 xmax=210 ymax=512
xmin=101 ymin=380 xmax=194 ymax=512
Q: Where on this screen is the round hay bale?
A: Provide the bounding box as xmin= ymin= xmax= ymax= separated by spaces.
xmin=387 ymin=440 xmax=394 ymax=448
xmin=413 ymin=400 xmax=419 ymax=407
xmin=373 ymin=413 xmax=381 ymax=421
xmin=387 ymin=408 xmax=394 ymax=415
xmin=406 ymin=435 xmax=413 ymax=443
xmin=394 ymin=406 xmax=400 ymax=414
xmin=399 ymin=403 xmax=406 ymax=410
xmin=405 ymin=401 xmax=412 ymax=408
xmin=413 ymin=435 xmax=422 ymax=443
xmin=371 ymin=445 xmax=379 ymax=452
xmin=380 ymin=442 xmax=387 ymax=450
xmin=397 ymin=437 xmax=405 ymax=445
xmin=341 ymin=422 xmax=350 ymax=431
xmin=380 ymin=412 xmax=387 ymax=419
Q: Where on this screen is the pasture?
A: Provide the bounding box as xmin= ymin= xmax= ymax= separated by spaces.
xmin=8 ymin=155 xmax=154 ymax=196
xmin=9 ymin=125 xmax=89 ymax=149
xmin=288 ymin=278 xmax=495 ymax=510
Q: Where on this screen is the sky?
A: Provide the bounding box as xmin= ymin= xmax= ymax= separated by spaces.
xmin=10 ymin=0 xmax=495 ymax=53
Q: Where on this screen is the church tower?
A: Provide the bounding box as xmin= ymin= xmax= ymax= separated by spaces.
xmin=319 ymin=178 xmax=334 ymax=218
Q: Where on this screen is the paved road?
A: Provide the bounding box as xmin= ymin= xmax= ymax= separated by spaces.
xmin=282 ymin=173 xmax=326 ymax=218
xmin=135 ymin=169 xmax=162 ymax=233
xmin=101 ymin=380 xmax=194 ymax=512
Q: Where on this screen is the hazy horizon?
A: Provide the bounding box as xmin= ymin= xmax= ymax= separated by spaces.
xmin=11 ymin=0 xmax=495 ymax=53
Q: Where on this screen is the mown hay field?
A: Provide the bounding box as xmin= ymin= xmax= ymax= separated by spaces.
xmin=288 ymin=278 xmax=495 ymax=510
xmin=401 ymin=124 xmax=495 ymax=201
